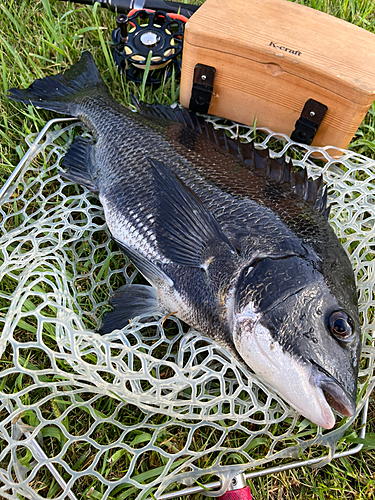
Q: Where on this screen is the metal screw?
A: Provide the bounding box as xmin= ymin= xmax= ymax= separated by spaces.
xmin=201 ymin=75 xmax=207 ymax=81
xmin=232 ymin=477 xmax=237 ymax=486
xmin=310 ymin=111 xmax=316 ymax=117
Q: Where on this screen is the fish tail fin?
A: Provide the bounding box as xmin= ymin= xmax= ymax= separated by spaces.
xmin=7 ymin=51 xmax=107 ymax=116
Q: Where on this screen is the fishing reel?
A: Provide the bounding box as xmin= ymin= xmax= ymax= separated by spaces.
xmin=112 ymin=9 xmax=186 ymax=84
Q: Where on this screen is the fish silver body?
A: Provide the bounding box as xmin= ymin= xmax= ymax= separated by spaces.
xmin=8 ymin=52 xmax=362 ymax=429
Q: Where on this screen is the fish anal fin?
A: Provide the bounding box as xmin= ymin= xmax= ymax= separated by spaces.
xmin=99 ymin=284 xmax=160 ymax=334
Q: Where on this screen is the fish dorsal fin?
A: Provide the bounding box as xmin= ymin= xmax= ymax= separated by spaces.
xmin=133 ymin=98 xmax=330 ymax=219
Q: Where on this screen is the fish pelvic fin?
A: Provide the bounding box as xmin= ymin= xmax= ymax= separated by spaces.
xmin=62 ymin=135 xmax=98 ymax=192
xmin=99 ymin=284 xmax=160 ymax=334
xmin=7 ymin=51 xmax=108 ymax=116
xmin=113 ymin=237 xmax=174 ymax=288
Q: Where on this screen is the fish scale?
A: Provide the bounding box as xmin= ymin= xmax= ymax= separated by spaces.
xmin=70 ymin=75 xmax=319 ymax=265
xmin=85 ymin=105 xmax=243 ymax=346
xmin=8 ymin=51 xmax=362 ymax=430
xmin=124 ymin=107 xmax=358 ymax=314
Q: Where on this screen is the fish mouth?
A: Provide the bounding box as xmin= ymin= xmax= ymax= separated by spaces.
xmin=310 ymin=363 xmax=356 ymax=419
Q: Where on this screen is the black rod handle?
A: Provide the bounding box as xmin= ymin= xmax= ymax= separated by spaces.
xmin=58 ymin=0 xmax=199 ymax=17
xmin=58 ymin=0 xmax=132 ymax=11
xmin=143 ymin=0 xmax=199 ymax=16
xmin=58 ymin=0 xmax=102 ymax=4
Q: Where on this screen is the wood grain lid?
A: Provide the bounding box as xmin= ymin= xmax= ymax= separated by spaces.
xmin=185 ymin=0 xmax=375 ymax=104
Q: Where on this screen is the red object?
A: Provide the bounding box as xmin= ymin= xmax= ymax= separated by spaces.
xmin=128 ymin=8 xmax=188 ymax=23
xmin=219 ymin=486 xmax=252 ymax=500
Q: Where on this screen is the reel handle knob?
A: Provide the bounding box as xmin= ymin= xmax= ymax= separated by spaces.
xmin=116 ymin=14 xmax=129 ymax=43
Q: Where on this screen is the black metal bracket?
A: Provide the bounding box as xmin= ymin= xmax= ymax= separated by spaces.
xmin=291 ymin=99 xmax=328 ymax=145
xmin=189 ymin=64 xmax=216 ymax=114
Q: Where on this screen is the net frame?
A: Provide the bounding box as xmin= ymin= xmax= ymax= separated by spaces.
xmin=0 ymin=116 xmax=374 ymax=500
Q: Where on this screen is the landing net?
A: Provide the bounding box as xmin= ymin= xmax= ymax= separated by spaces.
xmin=0 ymin=118 xmax=374 ymax=500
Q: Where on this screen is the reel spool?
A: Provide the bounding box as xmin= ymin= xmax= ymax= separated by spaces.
xmin=112 ymin=9 xmax=186 ymax=84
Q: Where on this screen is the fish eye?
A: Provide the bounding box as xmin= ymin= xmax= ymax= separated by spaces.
xmin=329 ymin=311 xmax=353 ymax=341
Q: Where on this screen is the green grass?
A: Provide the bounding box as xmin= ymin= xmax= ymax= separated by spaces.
xmin=1 ymin=0 xmax=375 ymax=499
xmin=294 ymin=0 xmax=375 ymax=27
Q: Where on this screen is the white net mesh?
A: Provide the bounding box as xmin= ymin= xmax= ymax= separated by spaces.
xmin=0 ymin=118 xmax=374 ymax=500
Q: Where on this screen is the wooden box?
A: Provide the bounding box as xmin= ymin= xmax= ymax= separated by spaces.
xmin=180 ymin=0 xmax=375 ymax=149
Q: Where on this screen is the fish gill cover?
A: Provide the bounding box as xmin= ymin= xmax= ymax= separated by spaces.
xmin=0 ymin=119 xmax=374 ymax=500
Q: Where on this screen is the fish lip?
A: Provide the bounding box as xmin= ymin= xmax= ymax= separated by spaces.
xmin=310 ymin=363 xmax=356 ymax=418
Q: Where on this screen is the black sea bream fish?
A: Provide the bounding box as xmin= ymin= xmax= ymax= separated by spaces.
xmin=8 ymin=52 xmax=362 ymax=429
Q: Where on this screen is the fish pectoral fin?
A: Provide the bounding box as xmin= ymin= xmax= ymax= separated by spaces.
xmin=113 ymin=237 xmax=174 ymax=288
xmin=98 ymin=284 xmax=160 ymax=334
xmin=62 ymin=135 xmax=98 ymax=192
xmin=148 ymin=157 xmax=235 ymax=268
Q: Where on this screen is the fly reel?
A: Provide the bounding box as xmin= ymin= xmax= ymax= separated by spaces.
xmin=112 ymin=9 xmax=186 ymax=84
